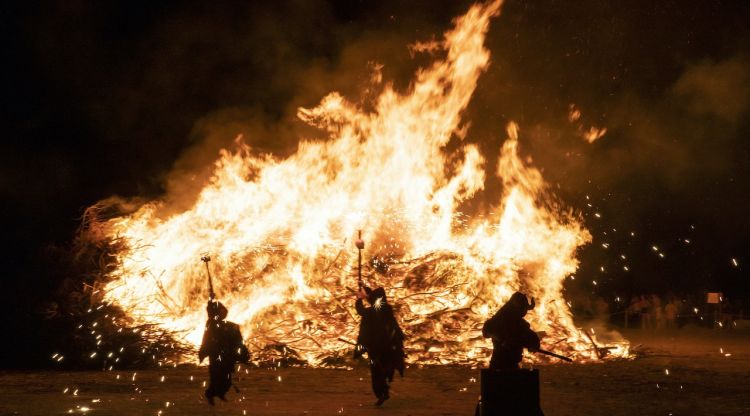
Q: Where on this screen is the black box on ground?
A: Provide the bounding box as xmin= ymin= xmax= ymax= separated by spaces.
xmin=477 ymin=368 xmax=543 ymax=416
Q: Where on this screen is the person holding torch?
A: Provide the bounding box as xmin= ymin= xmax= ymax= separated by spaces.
xmin=353 ymin=232 xmax=405 ymax=406
xmin=198 ymin=255 xmax=250 ymax=405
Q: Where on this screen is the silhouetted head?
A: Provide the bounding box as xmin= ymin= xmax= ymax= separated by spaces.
xmin=207 ymin=299 xmax=228 ymax=321
xmin=503 ymin=292 xmax=535 ymax=318
xmin=364 ymin=286 xmax=387 ymax=306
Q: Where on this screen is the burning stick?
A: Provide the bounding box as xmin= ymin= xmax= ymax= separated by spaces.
xmin=355 ymin=230 xmax=365 ymax=290
xmin=200 ymin=254 xmax=215 ymax=300
xmin=337 ymin=337 xmax=357 ymax=346
xmin=535 ymin=348 xmax=573 ymax=362
xmin=583 ymin=330 xmax=614 ymax=359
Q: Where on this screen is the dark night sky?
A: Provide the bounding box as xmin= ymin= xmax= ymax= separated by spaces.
xmin=3 ymin=0 xmax=750 ymax=365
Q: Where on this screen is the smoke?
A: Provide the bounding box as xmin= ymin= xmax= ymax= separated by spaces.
xmin=601 ymin=54 xmax=750 ymax=192
xmin=461 ymin=48 xmax=750 ymax=218
xmin=8 ymin=0 xmax=750 ymax=298
xmin=17 ymin=1 xmax=748 ymax=212
xmin=159 ymin=108 xmax=301 ymax=215
xmin=137 ymin=1 xmax=556 ymax=217
xmin=42 ymin=1 xmax=747 ymax=260
xmin=672 ymin=55 xmax=750 ymax=124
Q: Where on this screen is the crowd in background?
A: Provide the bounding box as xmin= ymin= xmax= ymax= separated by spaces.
xmin=624 ymin=295 xmax=682 ymax=329
xmin=572 ymin=293 xmax=747 ymax=329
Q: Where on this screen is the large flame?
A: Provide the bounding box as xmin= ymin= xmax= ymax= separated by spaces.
xmin=97 ymin=0 xmax=628 ymax=365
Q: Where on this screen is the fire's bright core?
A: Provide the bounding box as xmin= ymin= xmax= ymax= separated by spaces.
xmin=96 ymin=0 xmax=628 ymax=365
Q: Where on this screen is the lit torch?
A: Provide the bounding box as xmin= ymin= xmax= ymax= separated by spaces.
xmin=355 ymin=230 xmax=365 ymax=290
xmin=200 ymin=254 xmax=215 ymax=300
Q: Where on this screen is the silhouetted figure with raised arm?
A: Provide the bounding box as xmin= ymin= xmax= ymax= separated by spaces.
xmin=478 ymin=291 xmax=544 ymax=416
xmin=355 ymin=286 xmax=405 ymax=406
xmin=199 ymin=299 xmax=250 ymax=405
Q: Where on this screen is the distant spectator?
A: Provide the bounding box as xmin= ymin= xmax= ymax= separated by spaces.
xmin=664 ymin=300 xmax=679 ymax=329
xmin=651 ymin=295 xmax=664 ymax=330
xmin=594 ymin=297 xmax=610 ymax=322
xmin=579 ymin=296 xmax=594 ymax=319
xmin=625 ymin=297 xmax=640 ymax=328
xmin=720 ymin=299 xmax=735 ymax=329
xmin=637 ymin=296 xmax=652 ymax=329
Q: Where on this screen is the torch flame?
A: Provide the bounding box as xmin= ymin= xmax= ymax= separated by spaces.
xmin=95 ymin=0 xmax=628 ymax=365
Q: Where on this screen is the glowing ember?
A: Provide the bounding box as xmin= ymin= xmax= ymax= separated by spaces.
xmin=89 ymin=0 xmax=628 ymax=365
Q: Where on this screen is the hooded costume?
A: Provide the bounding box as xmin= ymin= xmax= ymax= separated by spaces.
xmin=482 ymin=292 xmax=540 ymax=370
xmin=198 ymin=300 xmax=250 ymax=405
xmin=355 ymin=286 xmax=405 ymax=405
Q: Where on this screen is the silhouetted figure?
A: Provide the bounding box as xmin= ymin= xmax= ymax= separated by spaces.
xmin=199 ymin=300 xmax=250 ymax=405
xmin=638 ymin=295 xmax=652 ymax=329
xmin=482 ymin=292 xmax=540 ymax=370
xmin=664 ymin=300 xmax=679 ymax=329
xmin=651 ymin=294 xmax=664 ymax=330
xmin=594 ymin=296 xmax=610 ymax=322
xmin=479 ymin=292 xmax=543 ymax=416
xmin=625 ymin=296 xmax=640 ymax=328
xmin=355 ymin=286 xmax=405 ymax=406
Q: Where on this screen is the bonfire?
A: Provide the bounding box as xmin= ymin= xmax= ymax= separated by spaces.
xmin=83 ymin=0 xmax=629 ymax=367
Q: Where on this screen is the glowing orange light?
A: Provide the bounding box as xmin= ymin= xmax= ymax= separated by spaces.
xmin=93 ymin=0 xmax=628 ymax=365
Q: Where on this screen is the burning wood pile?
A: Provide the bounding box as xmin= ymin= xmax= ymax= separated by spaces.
xmin=79 ymin=0 xmax=628 ymax=367
xmin=44 ymin=208 xmax=193 ymax=369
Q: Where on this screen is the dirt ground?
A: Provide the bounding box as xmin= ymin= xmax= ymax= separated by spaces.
xmin=2 ymin=328 xmax=749 ymax=416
